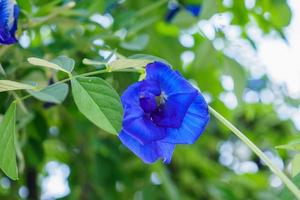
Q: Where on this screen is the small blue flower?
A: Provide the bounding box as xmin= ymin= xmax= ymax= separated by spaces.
xmin=185 ymin=4 xmax=202 ymax=16
xmin=165 ymin=3 xmax=202 ymax=22
xmin=119 ymin=61 xmax=209 ymax=164
xmin=0 ymin=0 xmax=19 ymax=45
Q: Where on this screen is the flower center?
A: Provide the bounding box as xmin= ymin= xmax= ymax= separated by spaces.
xmin=139 ymin=91 xmax=167 ymax=114
xmin=155 ymin=91 xmax=166 ymax=106
xmin=139 ymin=92 xmax=157 ymax=113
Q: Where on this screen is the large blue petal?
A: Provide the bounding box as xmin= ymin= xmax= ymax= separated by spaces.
xmin=123 ymin=114 xmax=167 ymax=144
xmin=161 ymin=94 xmax=209 ymax=144
xmin=0 ymin=0 xmax=9 ymax=27
xmin=10 ymin=5 xmax=19 ymax=35
xmin=121 ymin=82 xmax=141 ymax=109
xmin=152 ymin=91 xmax=197 ymax=128
xmin=0 ymin=0 xmax=19 ymax=45
xmin=139 ymin=79 xmax=160 ymax=96
xmin=123 ymin=106 xmax=144 ymax=123
xmin=119 ymin=130 xmax=175 ymax=164
xmin=146 ymin=61 xmax=196 ymax=96
xmin=121 ymin=78 xmax=166 ymax=144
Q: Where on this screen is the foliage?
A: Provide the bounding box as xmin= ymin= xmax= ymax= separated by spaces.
xmin=0 ymin=0 xmax=299 ymax=199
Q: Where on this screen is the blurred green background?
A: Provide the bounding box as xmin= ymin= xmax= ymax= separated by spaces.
xmin=1 ymin=0 xmax=300 ymax=199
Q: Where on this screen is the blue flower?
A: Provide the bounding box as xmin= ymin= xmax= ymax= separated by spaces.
xmin=185 ymin=4 xmax=202 ymax=16
xmin=119 ymin=61 xmax=209 ymax=164
xmin=165 ymin=3 xmax=202 ymax=22
xmin=0 ymin=0 xmax=19 ymax=45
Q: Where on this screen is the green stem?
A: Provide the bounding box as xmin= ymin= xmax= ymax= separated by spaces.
xmin=17 ymin=68 xmax=140 ymax=102
xmin=11 ymin=91 xmax=29 ymax=114
xmin=209 ymin=106 xmax=300 ymax=199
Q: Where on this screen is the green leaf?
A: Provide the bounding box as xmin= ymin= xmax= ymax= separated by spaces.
xmin=0 ymin=80 xmax=35 ymax=92
xmin=292 ymin=154 xmax=300 ymax=177
xmin=71 ymin=77 xmax=123 ymax=135
xmin=276 ymin=141 xmax=300 ymax=151
xmin=27 ymin=57 xmax=73 ymax=74
xmin=0 ymin=102 xmax=18 ymax=180
xmin=280 ymin=173 xmax=300 ymax=200
xmin=51 ymin=56 xmax=75 ymax=73
xmin=121 ymin=34 xmax=149 ymax=51
xmin=28 ymin=83 xmax=69 ymax=104
xmin=108 ymin=58 xmax=150 ymax=71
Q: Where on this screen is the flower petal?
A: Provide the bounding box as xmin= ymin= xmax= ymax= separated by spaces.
xmin=161 ymin=94 xmax=209 ymax=144
xmin=123 ymin=115 xmax=166 ymax=144
xmin=0 ymin=0 xmax=10 ymax=27
xmin=157 ymin=141 xmax=175 ymax=164
xmin=123 ymin=106 xmax=144 ymax=123
xmin=0 ymin=1 xmax=19 ymax=45
xmin=139 ymin=79 xmax=160 ymax=96
xmin=119 ymin=130 xmax=175 ymax=164
xmin=10 ymin=5 xmax=19 ymax=34
xmin=146 ymin=61 xmax=196 ymax=96
xmin=121 ymin=82 xmax=141 ymax=109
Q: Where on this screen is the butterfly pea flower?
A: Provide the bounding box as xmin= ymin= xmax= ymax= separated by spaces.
xmin=0 ymin=0 xmax=19 ymax=45
xmin=165 ymin=3 xmax=202 ymax=22
xmin=119 ymin=61 xmax=209 ymax=164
